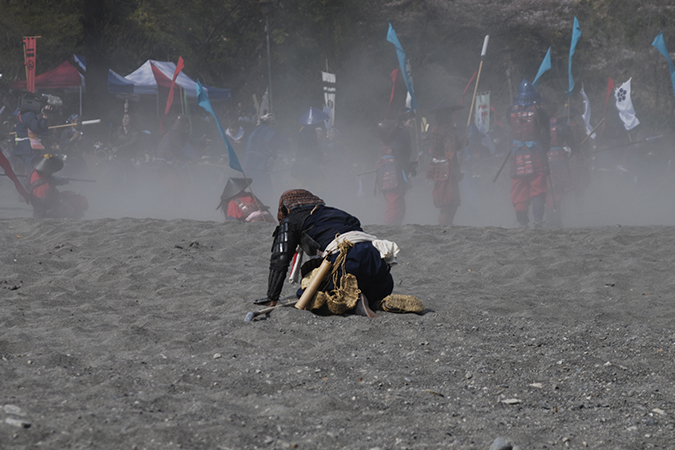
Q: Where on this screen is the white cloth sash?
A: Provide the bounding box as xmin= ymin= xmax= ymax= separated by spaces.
xmin=322 ymin=230 xmax=400 ymax=265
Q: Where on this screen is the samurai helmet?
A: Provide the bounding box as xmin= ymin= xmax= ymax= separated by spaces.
xmin=32 ymin=154 xmax=64 ymax=175
xmin=216 ymin=178 xmax=252 ymax=210
xmin=277 ymin=189 xmax=324 ymax=222
xmin=514 ymin=79 xmax=541 ymax=107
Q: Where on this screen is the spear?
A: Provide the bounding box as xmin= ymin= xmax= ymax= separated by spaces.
xmin=47 ymin=119 xmax=101 ymax=130
xmin=466 ymin=35 xmax=490 ymax=131
xmin=9 ymin=119 xmax=101 ymax=135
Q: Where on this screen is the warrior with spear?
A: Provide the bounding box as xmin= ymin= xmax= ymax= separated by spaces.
xmin=506 ymin=80 xmax=551 ymax=229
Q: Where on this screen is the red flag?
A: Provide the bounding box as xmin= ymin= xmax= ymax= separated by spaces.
xmin=386 ymin=68 xmax=400 ymax=119
xmin=160 ymin=57 xmax=185 ymax=133
xmin=0 ymin=151 xmax=29 ymax=203
xmin=23 ymin=37 xmax=38 ymax=93
xmin=461 ymin=71 xmax=478 ymax=105
xmin=601 ymin=77 xmax=615 ymax=136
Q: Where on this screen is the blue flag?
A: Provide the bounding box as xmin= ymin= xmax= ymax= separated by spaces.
xmin=566 ymin=17 xmax=581 ymax=95
xmin=652 ymin=31 xmax=675 ymax=99
xmin=196 ymin=80 xmax=243 ymax=173
xmin=532 ymin=47 xmax=552 ymax=88
xmin=387 ymin=23 xmax=418 ymax=111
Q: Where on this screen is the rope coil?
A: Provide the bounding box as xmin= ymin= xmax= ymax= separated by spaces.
xmin=329 ymin=235 xmax=354 ymax=293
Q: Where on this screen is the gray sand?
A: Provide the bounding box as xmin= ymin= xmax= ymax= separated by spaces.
xmin=2 ymin=216 xmax=674 ymax=449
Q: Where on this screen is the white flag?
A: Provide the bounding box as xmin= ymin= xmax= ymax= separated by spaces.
xmin=405 ymin=59 xmax=414 ymax=110
xmin=475 ymin=92 xmax=491 ymax=133
xmin=259 ymin=88 xmax=269 ymax=116
xmin=474 ymin=92 xmax=496 ymax=154
xmin=322 ymin=71 xmax=336 ymax=127
xmin=580 ymin=87 xmax=595 ymax=138
xmin=614 ymin=78 xmax=640 ymax=131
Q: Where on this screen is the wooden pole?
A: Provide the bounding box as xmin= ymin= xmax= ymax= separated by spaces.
xmin=579 ymin=118 xmax=605 ymax=146
xmin=295 ymin=257 xmax=333 ymax=310
xmin=466 ymin=35 xmax=490 ymax=131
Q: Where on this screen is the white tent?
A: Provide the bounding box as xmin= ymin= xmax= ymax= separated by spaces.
xmin=124 ymin=60 xmax=231 ymax=99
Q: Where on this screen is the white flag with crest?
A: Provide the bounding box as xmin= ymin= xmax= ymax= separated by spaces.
xmin=614 ymin=78 xmax=640 ymax=131
xmin=580 ymin=87 xmax=595 ymax=138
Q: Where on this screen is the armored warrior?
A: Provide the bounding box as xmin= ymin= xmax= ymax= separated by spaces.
xmin=426 ymin=99 xmax=464 ymax=225
xmin=216 ymin=177 xmax=275 ymax=223
xmin=507 ymin=79 xmax=550 ymax=228
xmin=28 ymin=154 xmax=88 ymax=219
xmin=546 ymin=106 xmax=582 ymax=226
xmin=291 ymin=107 xmax=328 ymax=187
xmin=243 ymin=114 xmax=284 ymax=206
xmin=261 ymin=189 xmax=423 ymax=317
xmin=376 ymin=116 xmax=414 ymax=225
xmin=12 ymin=94 xmax=51 ymax=178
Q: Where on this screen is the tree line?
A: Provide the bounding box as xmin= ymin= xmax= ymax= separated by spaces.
xmin=1 ymin=0 xmax=674 ymax=132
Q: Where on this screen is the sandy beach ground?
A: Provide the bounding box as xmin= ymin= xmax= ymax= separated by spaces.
xmin=2 ymin=159 xmax=675 ymax=449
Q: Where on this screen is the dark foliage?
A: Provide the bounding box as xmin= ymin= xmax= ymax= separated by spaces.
xmin=1 ymin=0 xmax=675 ymax=132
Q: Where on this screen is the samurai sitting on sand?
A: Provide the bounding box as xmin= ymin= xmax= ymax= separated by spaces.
xmin=216 ymin=177 xmax=276 ymax=223
xmin=260 ymin=189 xmax=422 ymax=317
xmin=29 ymin=154 xmax=88 ymax=219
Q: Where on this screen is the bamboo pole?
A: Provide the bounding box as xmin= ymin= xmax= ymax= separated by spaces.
xmin=466 ymin=35 xmax=490 ymax=131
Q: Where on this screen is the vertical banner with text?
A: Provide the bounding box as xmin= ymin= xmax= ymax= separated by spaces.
xmin=23 ymin=37 xmax=38 ymax=93
xmin=322 ymin=71 xmax=336 ymax=128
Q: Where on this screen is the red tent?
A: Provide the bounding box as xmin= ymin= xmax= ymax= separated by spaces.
xmin=11 ymin=60 xmax=84 ymax=90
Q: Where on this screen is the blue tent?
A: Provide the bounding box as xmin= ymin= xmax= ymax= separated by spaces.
xmin=108 ymin=69 xmax=135 ymax=94
xmin=74 ymin=55 xmax=231 ymax=99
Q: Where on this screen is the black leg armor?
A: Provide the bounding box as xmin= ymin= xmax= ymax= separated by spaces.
xmin=267 ymin=221 xmax=294 ymax=301
xmin=265 ymin=209 xmax=314 ymax=302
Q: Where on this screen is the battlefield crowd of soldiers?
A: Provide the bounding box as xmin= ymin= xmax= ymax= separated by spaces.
xmin=0 ymin=76 xmax=666 ymax=229
xmin=1 ymin=74 xmax=672 ymax=316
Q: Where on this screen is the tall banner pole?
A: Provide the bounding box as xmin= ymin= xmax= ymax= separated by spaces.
xmin=467 ymin=35 xmax=489 ymax=130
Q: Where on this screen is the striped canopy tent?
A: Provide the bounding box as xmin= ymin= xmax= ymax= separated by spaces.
xmin=123 ymin=60 xmax=231 ymax=99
